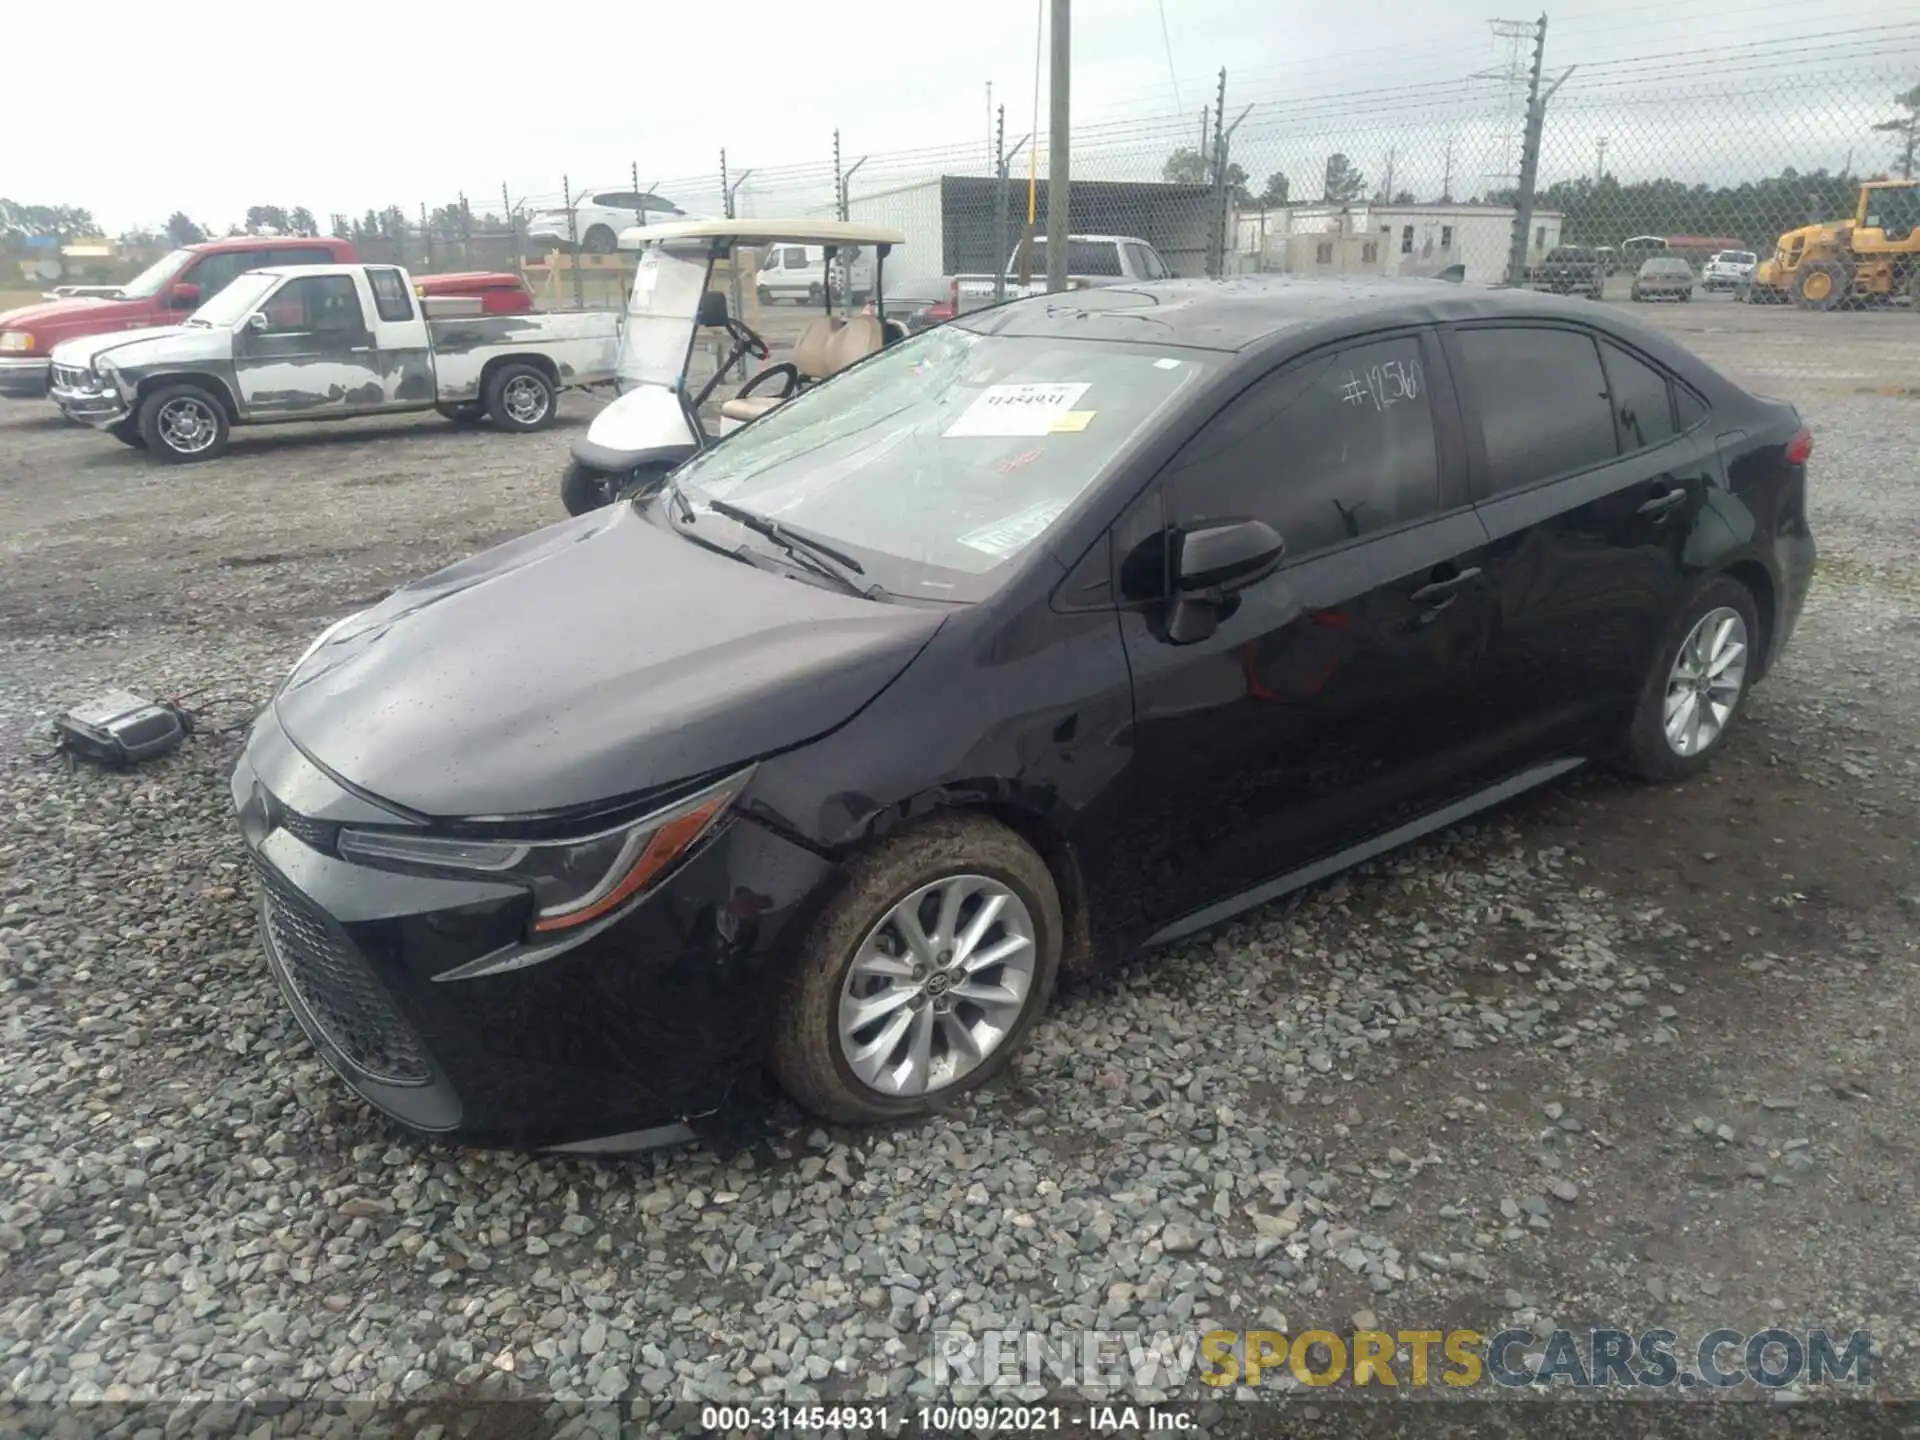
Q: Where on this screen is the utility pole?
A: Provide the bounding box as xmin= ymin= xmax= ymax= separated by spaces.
xmin=1594 ymin=135 xmax=1608 ymax=184
xmin=1441 ymin=132 xmax=1457 ymax=202
xmin=1505 ymin=15 xmax=1573 ymax=286
xmin=1045 ymin=0 xmax=1070 ymax=294
xmin=1382 ymin=146 xmax=1397 ymax=203
xmin=987 ymin=82 xmax=994 ymax=172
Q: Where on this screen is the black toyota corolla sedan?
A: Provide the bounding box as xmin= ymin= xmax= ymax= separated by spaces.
xmin=232 ymin=276 xmax=1815 ymax=1152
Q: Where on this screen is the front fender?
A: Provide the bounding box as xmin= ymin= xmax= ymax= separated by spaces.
xmin=132 ymin=368 xmax=243 ymax=422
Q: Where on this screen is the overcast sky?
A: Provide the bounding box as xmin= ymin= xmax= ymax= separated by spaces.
xmin=14 ymin=0 xmax=1919 ymax=231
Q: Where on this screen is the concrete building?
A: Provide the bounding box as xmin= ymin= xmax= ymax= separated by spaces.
xmin=1233 ymin=202 xmax=1565 ymax=285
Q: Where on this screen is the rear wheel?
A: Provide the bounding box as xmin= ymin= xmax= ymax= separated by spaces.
xmin=770 ymin=813 xmax=1062 ymax=1125
xmin=1616 ymin=575 xmax=1760 ymax=782
xmin=137 ymin=383 xmax=229 ymax=464
xmin=483 ymin=363 xmax=557 ymax=432
xmin=1792 ymin=259 xmax=1849 ymax=311
xmin=757 ymin=285 xmax=772 ymax=306
xmin=582 ymin=224 xmax=616 ymax=254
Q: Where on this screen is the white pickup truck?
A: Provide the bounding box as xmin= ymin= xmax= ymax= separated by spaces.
xmin=952 ymin=233 xmax=1175 ymax=308
xmin=47 ymin=263 xmax=620 ymax=463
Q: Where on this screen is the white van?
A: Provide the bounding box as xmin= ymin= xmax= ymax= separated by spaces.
xmin=754 ymin=243 xmax=877 ymax=305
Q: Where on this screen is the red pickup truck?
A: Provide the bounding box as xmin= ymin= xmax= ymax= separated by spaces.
xmin=0 ymin=235 xmax=530 ymax=398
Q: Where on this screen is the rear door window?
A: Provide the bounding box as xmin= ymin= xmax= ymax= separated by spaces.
xmin=1597 ymin=340 xmax=1677 ymax=453
xmin=1453 ymin=326 xmax=1619 ymax=495
xmin=366 ymin=267 xmax=416 ymax=323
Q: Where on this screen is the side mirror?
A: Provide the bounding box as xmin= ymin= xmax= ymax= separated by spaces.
xmin=169 ymin=281 xmax=201 ymax=307
xmin=1165 ymin=518 xmax=1286 ymax=644
xmin=696 ymin=290 xmax=729 ymax=328
xmin=246 ymin=311 xmax=271 ymax=333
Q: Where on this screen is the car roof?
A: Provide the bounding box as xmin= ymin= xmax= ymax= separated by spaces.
xmin=189 ymin=235 xmax=343 ymax=253
xmin=957 ymin=275 xmax=1655 ymax=352
xmin=618 ymin=218 xmax=905 ymax=248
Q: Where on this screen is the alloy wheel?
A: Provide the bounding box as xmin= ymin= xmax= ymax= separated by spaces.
xmin=501 ymin=375 xmax=550 ymax=426
xmin=1662 ymin=606 xmax=1748 ymax=757
xmin=157 ymin=396 xmax=219 ymax=454
xmin=836 ymin=874 xmax=1037 ymax=1098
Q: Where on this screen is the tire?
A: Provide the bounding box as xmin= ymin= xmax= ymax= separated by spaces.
xmin=757 ymin=285 xmax=772 ymax=307
xmin=560 ymin=458 xmax=672 ymax=517
xmin=1616 ymin=575 xmax=1761 ymax=783
xmin=770 ymin=813 xmax=1063 ymax=1125
xmin=483 ymin=362 xmax=556 ymax=433
xmin=560 ymin=461 xmax=610 ymax=516
xmin=106 ymin=416 xmax=146 ymax=449
xmin=1630 ymin=287 xmax=1642 ymax=302
xmin=806 ymin=282 xmax=822 ymax=306
xmin=1791 ymin=259 xmax=1848 ymax=311
xmin=435 ymin=402 xmax=484 ymax=427
xmin=581 ymin=224 xmax=616 ymax=254
xmin=137 ymin=383 xmax=229 ymax=464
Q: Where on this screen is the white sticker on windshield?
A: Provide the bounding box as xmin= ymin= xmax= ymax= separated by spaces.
xmin=1153 ymin=357 xmax=1182 ymax=370
xmin=943 ymin=382 xmax=1091 ymax=437
xmin=958 ymin=499 xmax=1071 ymax=558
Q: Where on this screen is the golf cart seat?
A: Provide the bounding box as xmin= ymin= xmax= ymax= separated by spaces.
xmin=720 ymin=313 xmax=886 ymax=423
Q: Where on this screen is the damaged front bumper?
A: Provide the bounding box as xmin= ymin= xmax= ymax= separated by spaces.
xmin=48 ymin=365 xmax=130 ymax=427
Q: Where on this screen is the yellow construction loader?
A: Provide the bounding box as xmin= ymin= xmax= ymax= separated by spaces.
xmin=1745 ymin=179 xmax=1920 ymax=309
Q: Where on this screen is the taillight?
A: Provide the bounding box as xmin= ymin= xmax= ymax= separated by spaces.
xmin=1785 ymin=426 xmax=1813 ymax=466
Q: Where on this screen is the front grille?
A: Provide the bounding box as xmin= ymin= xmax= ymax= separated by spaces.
xmin=256 ymin=863 xmax=431 ymax=1087
xmin=263 ymin=791 xmax=338 ymax=855
xmin=52 ymin=364 xmax=91 ymax=390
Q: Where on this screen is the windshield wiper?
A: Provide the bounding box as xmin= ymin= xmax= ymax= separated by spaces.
xmin=663 ymin=478 xmax=696 ymax=523
xmin=702 ymin=497 xmax=885 ymax=600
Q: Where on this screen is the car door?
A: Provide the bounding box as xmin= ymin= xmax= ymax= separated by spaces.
xmin=1114 ymin=328 xmax=1506 ymax=934
xmin=361 ymin=266 xmax=435 ymax=408
xmin=1443 ymin=322 xmax=1713 ymax=759
xmin=233 ymin=273 xmax=384 ymax=418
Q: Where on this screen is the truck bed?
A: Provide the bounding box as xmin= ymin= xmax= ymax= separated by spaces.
xmin=428 ymin=311 xmax=621 ymax=403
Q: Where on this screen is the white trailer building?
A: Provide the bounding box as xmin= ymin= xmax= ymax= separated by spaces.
xmin=1233 ymin=202 xmax=1565 ymax=285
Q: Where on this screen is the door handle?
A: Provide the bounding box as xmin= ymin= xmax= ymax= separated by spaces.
xmin=1637 ymin=487 xmax=1687 ymax=516
xmin=1409 ymin=566 xmax=1482 ymax=604
xmin=347 ymin=345 xmax=374 ymax=354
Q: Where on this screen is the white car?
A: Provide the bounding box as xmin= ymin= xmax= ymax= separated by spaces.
xmin=1702 ymin=250 xmax=1757 ymax=291
xmin=527 ymin=190 xmax=697 ymax=254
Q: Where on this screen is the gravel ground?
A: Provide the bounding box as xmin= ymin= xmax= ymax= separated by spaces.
xmin=0 ymin=299 xmax=1917 ymax=1435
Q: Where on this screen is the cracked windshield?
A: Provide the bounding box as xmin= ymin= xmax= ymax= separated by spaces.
xmin=671 ymin=327 xmax=1213 ymax=598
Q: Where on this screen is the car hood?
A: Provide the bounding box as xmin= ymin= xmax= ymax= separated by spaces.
xmin=273 ymin=504 xmax=947 ymax=819
xmin=0 ymin=296 xmax=124 ymax=331
xmin=50 ymin=326 xmax=220 ymax=372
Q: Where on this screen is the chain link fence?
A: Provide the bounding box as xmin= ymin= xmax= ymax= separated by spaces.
xmin=325 ymin=24 xmax=1918 ymax=326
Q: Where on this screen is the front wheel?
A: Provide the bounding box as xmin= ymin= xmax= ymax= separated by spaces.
xmin=137 ymin=383 xmax=229 ymax=464
xmin=1792 ymin=259 xmax=1848 ymax=311
xmin=484 ymin=363 xmax=557 ymax=433
xmin=1616 ymin=575 xmax=1760 ymax=782
xmin=560 ymin=459 xmax=671 ymax=516
xmin=436 ymin=402 xmax=484 ymax=426
xmin=770 ymin=814 xmax=1063 ymax=1125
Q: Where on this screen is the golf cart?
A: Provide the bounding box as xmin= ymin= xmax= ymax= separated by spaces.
xmin=559 ymin=219 xmax=907 ymax=516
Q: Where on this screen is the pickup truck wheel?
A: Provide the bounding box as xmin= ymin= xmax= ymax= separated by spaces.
xmin=435 ymin=402 xmax=485 ymax=426
xmin=484 ymin=364 xmax=557 ymax=433
xmin=138 ymin=384 xmax=229 ymax=464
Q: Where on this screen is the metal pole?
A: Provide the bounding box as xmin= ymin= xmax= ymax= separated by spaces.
xmin=1045 ymin=0 xmax=1070 ymax=294
xmin=833 ymin=130 xmax=844 ymax=226
xmin=1208 ymin=69 xmax=1227 ymax=277
xmin=563 ymin=174 xmax=583 ymax=310
xmin=503 ymin=182 xmax=518 ymax=274
xmin=720 ymin=151 xmax=732 ymax=218
xmin=1506 ymin=15 xmax=1546 ymax=287
xmin=420 ymin=201 xmax=431 ymax=271
xmin=632 ymin=160 xmax=645 ymax=240
xmin=994 ymin=107 xmax=1009 ymax=303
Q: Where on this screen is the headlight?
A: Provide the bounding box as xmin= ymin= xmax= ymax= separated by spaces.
xmin=337 ymin=767 xmax=754 ymax=935
xmin=0 ymin=331 xmax=34 ymax=353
